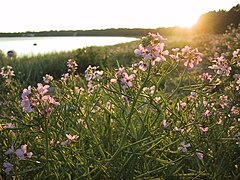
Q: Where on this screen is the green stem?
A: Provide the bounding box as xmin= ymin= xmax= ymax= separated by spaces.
xmin=80 ymin=94 xmax=107 ymax=160
xmin=44 ymin=117 xmax=50 ymax=174
xmin=118 ymin=64 xmax=152 ymax=150
xmin=168 ymin=66 xmax=187 ymax=99
xmin=93 ymin=64 xmax=152 ymax=179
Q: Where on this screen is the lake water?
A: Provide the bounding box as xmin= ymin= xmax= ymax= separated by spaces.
xmin=0 ymin=36 xmax=138 ymax=56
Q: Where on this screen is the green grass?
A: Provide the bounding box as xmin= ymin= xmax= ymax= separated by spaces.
xmin=1 ymin=30 xmax=239 ymax=179
xmin=0 ymin=35 xmax=198 ymax=85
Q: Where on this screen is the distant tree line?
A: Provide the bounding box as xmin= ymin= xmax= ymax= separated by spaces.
xmin=193 ymin=4 xmax=240 ymax=34
xmin=0 ymin=4 xmax=239 ymax=37
xmin=0 ymin=27 xmax=192 ymax=38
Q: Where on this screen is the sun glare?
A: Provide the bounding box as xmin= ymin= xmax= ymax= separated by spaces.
xmin=163 ymin=4 xmax=203 ymax=28
xmin=177 ymin=14 xmax=201 ymax=28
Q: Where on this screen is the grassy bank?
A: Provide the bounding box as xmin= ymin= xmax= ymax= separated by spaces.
xmin=0 ymin=34 xmax=195 ymax=85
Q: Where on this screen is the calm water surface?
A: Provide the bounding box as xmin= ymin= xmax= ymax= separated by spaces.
xmin=0 ymin=36 xmax=138 ymax=56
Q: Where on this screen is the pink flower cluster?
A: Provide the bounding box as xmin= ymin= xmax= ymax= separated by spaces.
xmin=61 ymin=134 xmax=79 ymax=146
xmin=176 ymin=101 xmax=187 ymax=111
xmin=67 ymin=59 xmax=78 ymax=73
xmin=0 ymin=65 xmax=15 ymax=80
xmin=170 ymin=46 xmax=203 ymax=68
xmin=233 ymin=74 xmax=240 ymax=90
xmin=209 ymin=56 xmax=232 ymax=76
xmin=43 ymin=74 xmax=54 ymax=83
xmin=21 ymin=83 xmax=60 ymax=114
xmin=111 ymin=67 xmax=136 ymax=90
xmin=4 ymin=144 xmax=33 ymax=174
xmin=134 ymin=33 xmax=169 ymax=66
xmin=50 ymin=134 xmax=79 ymax=146
xmin=61 ymin=73 xmax=70 ymax=82
xmin=232 ymin=49 xmax=239 ymax=58
xmin=85 ymin=65 xmax=103 ymax=93
xmin=199 ymin=73 xmax=212 ymax=82
xmin=132 ymin=61 xmax=147 ymax=71
xmin=218 ymin=95 xmax=232 ymax=109
xmin=3 ymin=122 xmax=15 ymax=129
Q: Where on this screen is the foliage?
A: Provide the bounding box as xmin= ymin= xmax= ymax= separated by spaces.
xmin=193 ymin=4 xmax=240 ymax=34
xmin=0 ymin=28 xmax=240 ymax=179
xmin=0 ymin=27 xmax=192 ymax=38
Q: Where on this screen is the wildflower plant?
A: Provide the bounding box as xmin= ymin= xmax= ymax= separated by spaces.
xmin=1 ymin=28 xmax=240 ymax=179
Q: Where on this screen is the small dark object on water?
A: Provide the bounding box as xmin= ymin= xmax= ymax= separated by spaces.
xmin=7 ymin=50 xmax=17 ymax=59
xmin=33 ymin=43 xmax=37 ymax=46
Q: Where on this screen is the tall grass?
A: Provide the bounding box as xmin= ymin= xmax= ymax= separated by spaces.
xmin=1 ymin=29 xmax=239 ymax=179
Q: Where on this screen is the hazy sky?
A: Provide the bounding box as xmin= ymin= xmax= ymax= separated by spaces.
xmin=0 ymin=0 xmax=239 ymax=32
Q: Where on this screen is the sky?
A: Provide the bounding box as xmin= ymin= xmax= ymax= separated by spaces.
xmin=0 ymin=0 xmax=239 ymax=33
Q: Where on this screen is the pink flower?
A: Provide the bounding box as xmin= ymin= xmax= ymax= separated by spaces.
xmin=48 ymin=96 xmax=60 ymax=106
xmin=61 ymin=140 xmax=70 ymax=146
xmin=43 ymin=74 xmax=53 ymax=83
xmin=138 ymin=61 xmax=147 ymax=71
xmin=3 ymin=123 xmax=15 ymax=129
xmin=15 ymin=144 xmax=32 ymax=160
xmin=173 ymin=127 xmax=184 ymax=133
xmin=169 ymin=48 xmax=181 ymax=61
xmin=66 ymin=134 xmax=79 ymax=140
xmin=231 ymin=106 xmax=239 ymax=115
xmin=184 ymin=59 xmax=194 ymax=68
xmin=196 ymin=152 xmax=204 ymax=160
xmin=162 ymin=119 xmax=168 ymax=128
xmin=5 ymin=146 xmax=15 ymax=155
xmin=3 ymin=162 xmax=14 ymax=174
xmin=172 ymin=48 xmax=179 ymax=52
xmin=27 ymin=152 xmax=33 ymax=158
xmin=37 ymin=83 xmax=50 ymax=95
xmin=15 ymin=149 xmax=25 ymax=159
xmin=233 ymin=49 xmax=239 ymax=58
xmin=181 ymin=45 xmax=191 ymax=56
xmin=134 ymin=44 xmax=145 ymax=56
xmin=182 ymin=48 xmax=202 ymax=68
xmin=115 ymin=67 xmax=125 ymax=78
xmin=0 ymin=66 xmax=15 ymax=79
xmin=202 ymin=110 xmax=211 ymax=117
xmin=178 ymin=142 xmax=190 ymax=153
xmin=61 ymin=134 xmax=79 ymax=146
xmin=67 ymin=59 xmax=78 ymax=72
xmin=21 ymin=86 xmax=33 ymax=112
xmin=21 ymin=86 xmax=31 ymax=99
xmin=149 ymin=32 xmax=166 ymax=41
xmin=61 ymin=73 xmax=70 ymax=82
xmin=21 ymin=83 xmax=59 ymax=114
xmin=201 ymin=73 xmax=212 ymax=82
xmin=193 ymin=48 xmax=202 ymax=65
xmin=110 ymin=78 xmax=117 ymax=83
xmin=176 ymin=101 xmax=187 ymax=111
xmin=134 ymin=34 xmax=168 ymax=65
xmin=21 ymin=97 xmax=33 ymax=112
xmin=150 ymin=86 xmax=155 ymax=95
xmin=154 ymin=43 xmax=169 ymax=62
xmin=169 ymin=54 xmax=181 ymax=61
xmin=200 ymin=126 xmax=209 ymax=133
xmin=41 ymin=95 xmax=60 ymax=114
xmin=121 ymin=72 xmax=135 ymax=90
xmin=209 ymin=56 xmax=231 ymax=76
